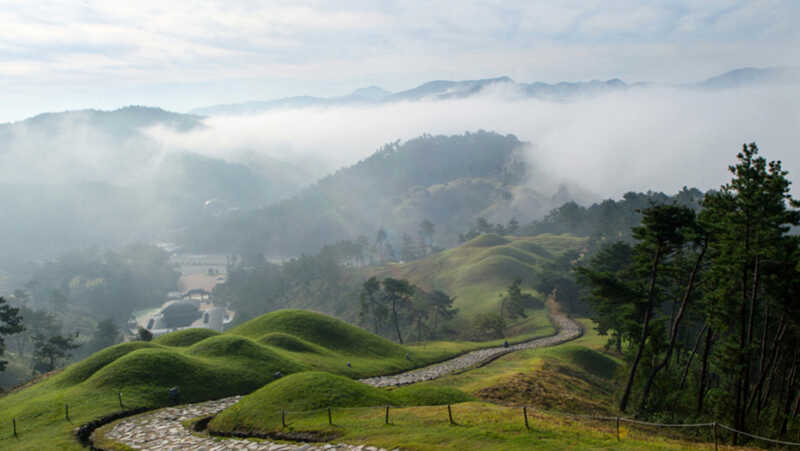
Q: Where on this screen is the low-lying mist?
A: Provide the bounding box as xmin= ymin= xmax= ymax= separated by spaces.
xmin=151 ymin=83 xmax=800 ymax=199
xmin=0 ymin=81 xmax=798 ymax=271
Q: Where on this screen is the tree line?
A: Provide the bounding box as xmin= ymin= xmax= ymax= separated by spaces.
xmin=358 ymin=277 xmax=458 ymax=343
xmin=578 ymin=144 xmax=800 ymax=442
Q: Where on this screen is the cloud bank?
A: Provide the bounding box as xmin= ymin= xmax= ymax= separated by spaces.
xmin=148 ymin=84 xmax=800 ymax=201
xmin=1 ymin=1 xmax=799 ymax=121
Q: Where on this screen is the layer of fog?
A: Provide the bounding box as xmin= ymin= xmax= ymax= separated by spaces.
xmin=151 ymin=83 xmax=800 ymax=200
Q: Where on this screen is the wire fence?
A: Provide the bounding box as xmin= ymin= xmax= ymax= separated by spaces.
xmin=242 ymin=403 xmax=800 ymax=449
xmin=7 ymin=392 xmax=800 ymax=449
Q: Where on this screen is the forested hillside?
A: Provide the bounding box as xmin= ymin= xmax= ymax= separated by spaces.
xmin=523 ymin=187 xmax=705 ymax=242
xmin=575 ymin=144 xmax=800 ymax=442
xmin=0 ymin=107 xmax=307 ymax=274
xmin=182 ymin=131 xmax=584 ymax=257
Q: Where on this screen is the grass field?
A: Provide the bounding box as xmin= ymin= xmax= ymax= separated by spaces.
xmin=208 ymin=371 xmax=473 ymax=434
xmin=194 ymin=320 xmax=749 ymax=450
xmin=405 ymin=319 xmax=622 ymax=415
xmin=370 ymin=233 xmax=588 ymax=317
xmin=201 ymin=402 xmax=732 ymax=450
xmin=0 ymin=309 xmax=558 ymax=450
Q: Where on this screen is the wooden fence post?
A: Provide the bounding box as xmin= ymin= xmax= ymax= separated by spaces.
xmin=328 ymin=407 xmax=332 ymax=425
xmin=523 ymin=406 xmax=529 ymax=430
xmin=385 ymin=405 xmax=389 ymax=425
xmin=713 ymin=422 xmax=718 ymax=451
xmin=65 ymin=404 xmax=70 ymax=422
xmin=281 ymin=409 xmax=286 ymax=428
xmin=118 ymin=391 xmax=123 ymax=409
xmin=448 ymin=404 xmax=454 ymax=425
xmin=12 ymin=417 xmax=17 ymax=438
xmin=616 ymin=417 xmax=620 ymax=441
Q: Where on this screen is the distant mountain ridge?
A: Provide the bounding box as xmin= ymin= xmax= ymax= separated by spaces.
xmin=190 ymin=66 xmax=799 ymax=116
xmin=190 ymin=76 xmax=627 ymax=116
xmin=696 ymin=66 xmax=800 ymax=90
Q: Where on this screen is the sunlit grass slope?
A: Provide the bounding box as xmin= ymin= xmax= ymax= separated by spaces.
xmin=410 ymin=318 xmax=622 ymax=414
xmin=207 ymin=402 xmax=730 ymax=450
xmin=207 ymin=320 xmax=708 ymax=450
xmin=209 ymin=371 xmax=472 ymax=434
xmin=370 ymin=233 xmax=588 ymax=316
xmin=0 ymin=309 xmax=482 ymax=450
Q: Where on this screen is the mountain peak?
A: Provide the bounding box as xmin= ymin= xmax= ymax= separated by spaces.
xmin=348 ymin=86 xmax=390 ymax=101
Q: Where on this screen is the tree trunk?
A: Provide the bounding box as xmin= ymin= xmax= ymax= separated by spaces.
xmin=639 ymin=241 xmax=706 ymax=411
xmin=734 ymin=221 xmax=753 ymax=443
xmin=619 ymin=245 xmax=663 ymax=413
xmin=746 ymin=317 xmax=786 ymax=415
xmin=779 ymin=352 xmax=798 ymax=436
xmin=680 ymin=323 xmax=707 ymax=390
xmin=736 ymin=253 xmax=761 ymax=439
xmin=392 ymin=299 xmax=403 ymax=344
xmin=697 ymin=326 xmax=714 ymax=414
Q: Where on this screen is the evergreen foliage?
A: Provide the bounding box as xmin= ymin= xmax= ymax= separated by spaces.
xmin=578 ymin=144 xmax=800 ymax=441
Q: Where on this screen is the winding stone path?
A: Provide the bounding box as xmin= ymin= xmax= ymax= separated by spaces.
xmin=99 ymin=396 xmax=387 ymax=450
xmin=358 ymin=311 xmax=582 ymax=387
xmin=96 ymin=310 xmax=582 ymax=450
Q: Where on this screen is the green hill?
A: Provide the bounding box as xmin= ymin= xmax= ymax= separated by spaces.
xmin=370 ymin=233 xmax=588 ymax=316
xmin=0 ymin=309 xmax=473 ymax=450
xmin=186 ymin=132 xmax=589 ymax=256
xmin=209 ymin=371 xmax=471 ymax=435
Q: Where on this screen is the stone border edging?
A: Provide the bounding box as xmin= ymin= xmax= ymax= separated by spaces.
xmin=74 ymin=406 xmax=151 ymax=449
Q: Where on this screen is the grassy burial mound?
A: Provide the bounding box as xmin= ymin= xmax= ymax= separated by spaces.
xmin=209 ymin=371 xmax=472 ymax=435
xmin=152 ymin=327 xmax=220 ymax=347
xmin=0 ymin=309 xmax=467 ymax=450
xmin=207 ymin=324 xmax=723 ymax=450
xmin=371 ymin=233 xmax=588 ymax=317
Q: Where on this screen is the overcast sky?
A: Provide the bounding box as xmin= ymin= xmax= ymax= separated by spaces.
xmin=1 ymin=0 xmax=798 ymax=123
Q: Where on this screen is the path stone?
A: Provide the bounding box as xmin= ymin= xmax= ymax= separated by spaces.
xmin=358 ymin=312 xmax=582 ymax=387
xmin=98 ymin=396 xmax=390 ymax=450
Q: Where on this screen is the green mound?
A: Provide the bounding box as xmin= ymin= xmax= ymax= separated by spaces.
xmin=258 ymin=332 xmax=328 ymax=354
xmin=0 ymin=309 xmax=471 ymax=450
xmin=370 ymin=233 xmax=587 ymax=316
xmin=237 ymin=371 xmax=390 ymax=411
xmin=476 ymin=245 xmax=540 ymax=266
xmin=87 ymin=348 xmax=211 ymax=389
xmin=462 ymin=255 xmax=536 ymax=284
xmin=153 ymin=328 xmax=220 ymax=346
xmin=55 ymin=341 xmax=158 ymax=387
xmin=186 ymin=335 xmax=301 ymax=368
xmin=209 ymin=371 xmax=472 ymax=434
xmin=509 ymin=240 xmax=553 ymax=258
xmin=229 ymin=310 xmax=406 ymax=357
xmin=465 ymin=233 xmax=510 ymax=247
xmin=85 ymin=345 xmax=299 ymax=402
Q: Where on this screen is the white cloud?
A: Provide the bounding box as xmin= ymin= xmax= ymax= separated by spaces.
xmin=146 ymin=84 xmax=800 ymax=200
xmin=0 ymin=1 xmax=799 ymax=121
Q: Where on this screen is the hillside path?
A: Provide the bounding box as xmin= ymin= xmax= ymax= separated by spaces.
xmin=96 ymin=307 xmax=582 ymax=450
xmin=358 ymin=308 xmax=582 ymax=387
xmin=100 ymin=396 xmax=387 ymax=450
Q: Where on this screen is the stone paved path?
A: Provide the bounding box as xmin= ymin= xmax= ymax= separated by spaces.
xmin=98 ymin=310 xmax=582 ymax=450
xmin=100 ymin=396 xmax=388 ymax=450
xmin=358 ymin=311 xmax=582 ymax=387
